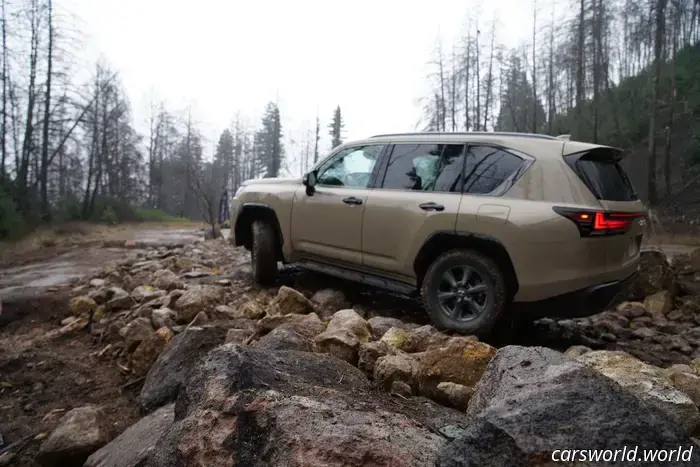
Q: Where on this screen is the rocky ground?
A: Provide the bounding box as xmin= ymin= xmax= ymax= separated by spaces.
xmin=1 ymin=233 xmax=700 ymax=466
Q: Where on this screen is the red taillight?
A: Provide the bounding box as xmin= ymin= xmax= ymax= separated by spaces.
xmin=553 ymin=207 xmax=645 ymax=237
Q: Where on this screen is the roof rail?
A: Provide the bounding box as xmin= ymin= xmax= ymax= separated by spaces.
xmin=556 ymin=134 xmax=571 ymax=141
xmin=369 ymin=131 xmax=557 ymax=140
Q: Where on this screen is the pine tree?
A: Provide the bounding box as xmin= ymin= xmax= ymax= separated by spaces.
xmin=328 ymin=106 xmax=344 ymax=149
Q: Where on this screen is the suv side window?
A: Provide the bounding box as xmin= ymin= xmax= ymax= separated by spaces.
xmin=463 ymin=145 xmax=525 ymax=195
xmin=316 ymin=145 xmax=385 ymax=189
xmin=381 ymin=143 xmax=465 ymax=192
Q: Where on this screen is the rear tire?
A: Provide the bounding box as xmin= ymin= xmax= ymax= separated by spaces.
xmin=251 ymin=220 xmax=278 ymax=285
xmin=420 ymin=249 xmax=507 ymax=338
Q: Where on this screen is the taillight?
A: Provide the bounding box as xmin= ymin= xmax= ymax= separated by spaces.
xmin=553 ymin=207 xmax=645 ymax=237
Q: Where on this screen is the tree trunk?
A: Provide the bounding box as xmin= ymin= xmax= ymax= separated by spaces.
xmin=647 ymin=0 xmax=667 ymax=206
xmin=40 ymin=0 xmax=54 ymax=221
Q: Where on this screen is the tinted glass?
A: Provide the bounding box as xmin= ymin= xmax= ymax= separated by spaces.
xmin=317 ymin=145 xmax=385 ymax=188
xmin=577 ymin=159 xmax=637 ymax=201
xmin=463 ymin=146 xmax=524 ymax=195
xmin=381 ymin=144 xmax=465 ymax=192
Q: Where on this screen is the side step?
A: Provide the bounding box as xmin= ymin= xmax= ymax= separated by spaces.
xmin=296 ymin=260 xmax=417 ymax=296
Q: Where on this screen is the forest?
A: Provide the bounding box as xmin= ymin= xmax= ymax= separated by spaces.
xmin=1 ymin=0 xmax=700 ymax=240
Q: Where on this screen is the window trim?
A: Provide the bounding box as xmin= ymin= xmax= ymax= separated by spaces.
xmin=374 ymin=141 xmax=534 ymax=197
xmin=462 ymin=143 xmax=534 ymax=197
xmin=314 ymin=143 xmax=389 ymax=190
xmin=375 ymin=142 xmax=468 ymax=194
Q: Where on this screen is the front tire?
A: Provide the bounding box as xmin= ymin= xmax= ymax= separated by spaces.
xmin=251 ymin=220 xmax=278 ymax=285
xmin=420 ymin=249 xmax=507 ymax=338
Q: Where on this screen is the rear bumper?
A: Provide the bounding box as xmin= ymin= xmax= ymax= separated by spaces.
xmin=516 ymin=271 xmax=638 ymax=319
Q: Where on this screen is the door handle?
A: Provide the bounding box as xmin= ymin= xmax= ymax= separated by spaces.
xmin=342 ymin=197 xmax=363 ymax=205
xmin=419 ymin=202 xmax=444 ymax=212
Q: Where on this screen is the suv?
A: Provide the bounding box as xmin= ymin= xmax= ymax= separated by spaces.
xmin=229 ymin=132 xmax=646 ymax=337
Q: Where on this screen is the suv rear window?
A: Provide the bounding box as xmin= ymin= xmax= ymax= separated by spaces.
xmin=565 ymin=149 xmax=638 ymax=201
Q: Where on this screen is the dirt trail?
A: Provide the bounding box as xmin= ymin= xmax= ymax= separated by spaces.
xmin=0 ymin=228 xmax=203 ymax=303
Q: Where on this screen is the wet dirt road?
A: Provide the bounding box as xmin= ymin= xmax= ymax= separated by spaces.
xmin=0 ymin=228 xmax=203 ymax=303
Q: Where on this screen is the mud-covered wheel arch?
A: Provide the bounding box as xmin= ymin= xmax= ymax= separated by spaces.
xmin=233 ymin=204 xmax=284 ymax=262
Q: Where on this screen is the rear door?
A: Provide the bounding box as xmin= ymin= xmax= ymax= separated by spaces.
xmin=361 ymin=142 xmax=465 ymax=280
xmin=563 ymin=144 xmax=646 ymax=271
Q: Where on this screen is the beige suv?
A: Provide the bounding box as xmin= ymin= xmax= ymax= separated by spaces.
xmin=229 ymin=132 xmax=646 ymax=337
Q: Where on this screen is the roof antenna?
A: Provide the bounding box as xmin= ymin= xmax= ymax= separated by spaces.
xmin=556 ymin=134 xmax=571 ymax=141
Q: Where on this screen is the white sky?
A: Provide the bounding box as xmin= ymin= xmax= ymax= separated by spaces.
xmin=64 ymin=0 xmax=536 ymax=168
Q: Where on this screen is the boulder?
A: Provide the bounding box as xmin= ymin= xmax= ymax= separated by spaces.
xmin=628 ymin=249 xmax=673 ymax=301
xmin=69 ymin=296 xmax=97 ymax=316
xmin=644 ymin=290 xmax=674 ymax=316
xmin=374 ymin=353 xmax=418 ymax=392
xmin=37 ymin=406 xmax=111 ymax=467
xmin=437 ymin=382 xmax=473 ymax=411
xmin=383 ymin=325 xmax=452 ymax=353
xmin=139 ymin=326 xmax=227 ymax=412
xmin=151 ymin=269 xmax=182 ymax=291
xmin=151 ymin=307 xmax=177 ymax=329
xmin=119 ymin=317 xmax=154 ymax=353
xmin=314 ymin=309 xmax=371 ymax=365
xmin=132 ymin=285 xmax=163 ymax=302
xmin=84 ymin=404 xmax=174 ymax=467
xmin=617 ymin=301 xmax=648 ymax=318
xmin=143 ymin=345 xmax=467 ymax=467
xmin=665 ymin=367 xmax=700 ymax=406
xmin=268 ymin=286 xmax=315 ymax=315
xmin=310 ymin=288 xmax=351 ymax=317
xmin=174 ymin=285 xmax=222 ymax=323
xmin=130 ymin=327 xmax=174 ymax=377
xmin=358 ymin=340 xmax=396 ymax=377
xmin=234 ymin=300 xmax=266 ymax=320
xmin=105 ymin=287 xmax=133 ymax=311
xmin=368 ymin=317 xmax=419 ymax=341
xmin=438 ymin=346 xmax=698 ymax=467
xmin=577 ymin=350 xmax=700 ymax=434
xmin=253 ymin=312 xmax=324 ymax=352
xmin=416 ymin=337 xmax=496 ymax=402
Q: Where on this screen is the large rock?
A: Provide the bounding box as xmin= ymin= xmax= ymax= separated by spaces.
xmin=383 ymin=325 xmax=452 ymax=353
xmin=253 ymin=312 xmax=324 ymax=352
xmin=577 ymin=350 xmax=700 ymax=434
xmin=268 ymin=286 xmax=315 ymax=315
xmin=174 ymin=285 xmax=223 ymax=323
xmin=628 ymin=249 xmax=673 ymax=301
xmin=84 ymin=404 xmax=175 ymax=467
xmin=143 ymin=345 xmax=467 ymax=467
xmin=374 ymin=353 xmax=418 ymax=392
xmin=119 ymin=317 xmax=154 ymax=353
xmin=151 ymin=269 xmax=182 ymax=291
xmin=139 ymin=326 xmax=227 ymax=412
xmin=310 ymin=288 xmax=351 ymax=318
xmin=69 ymin=295 xmax=97 ymax=316
xmin=438 ymin=346 xmax=699 ymax=467
xmin=644 ymin=290 xmax=674 ymax=316
xmin=314 ymin=309 xmax=371 ymax=365
xmin=105 ymin=287 xmax=133 ymax=311
xmin=417 ymin=337 xmax=496 ymax=402
xmin=368 ymin=317 xmax=419 ymax=341
xmin=130 ymin=327 xmax=174 ymax=377
xmin=37 ymin=406 xmax=111 ymax=467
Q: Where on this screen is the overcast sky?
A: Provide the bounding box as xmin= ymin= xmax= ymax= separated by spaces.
xmin=65 ymin=0 xmax=536 ymax=165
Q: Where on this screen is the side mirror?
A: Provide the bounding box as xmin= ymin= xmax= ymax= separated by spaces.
xmin=303 ymin=170 xmax=317 ymax=196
